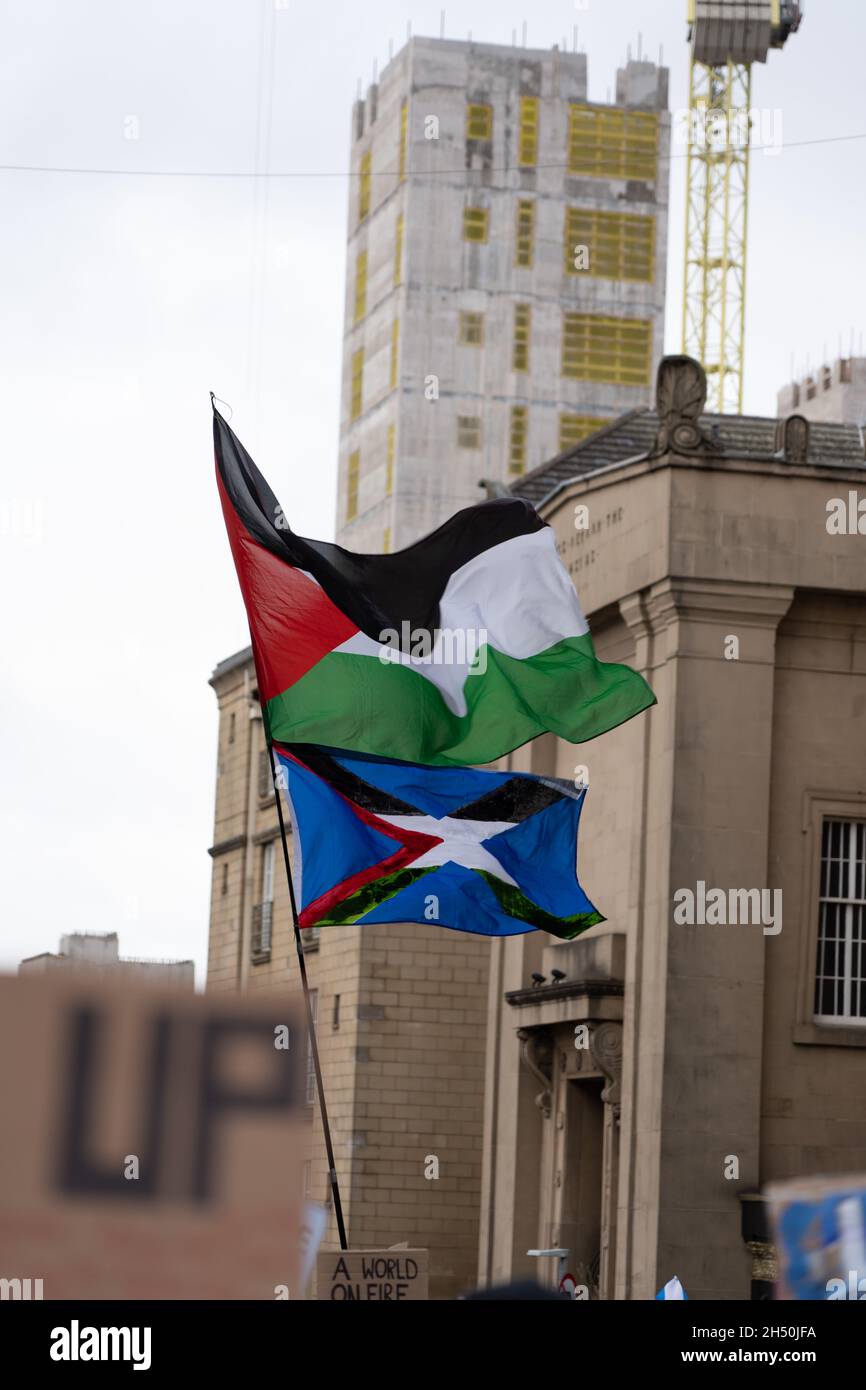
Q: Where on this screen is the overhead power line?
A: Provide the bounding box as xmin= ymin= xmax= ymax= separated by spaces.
xmin=0 ymin=129 xmax=865 ymax=180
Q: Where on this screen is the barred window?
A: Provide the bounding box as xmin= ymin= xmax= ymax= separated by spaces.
xmin=509 ymin=406 xmax=528 ymax=475
xmin=466 ymin=102 xmax=492 ymax=140
xmin=459 ymin=310 xmax=485 ymax=346
xmin=815 ymin=819 xmax=866 ymax=1025
xmin=568 ymin=105 xmax=658 ymax=182
xmin=252 ymin=842 xmax=275 ymax=962
xmin=564 ymin=208 xmax=655 ymax=282
xmin=515 ymin=199 xmax=535 ymax=267
xmin=559 ymin=414 xmax=604 ymax=452
xmin=561 ymin=313 xmax=652 ymax=386
xmin=457 ymin=415 xmax=482 ymax=449
xmin=464 ymin=206 xmax=489 ymax=243
xmin=519 ymin=96 xmax=539 ymax=166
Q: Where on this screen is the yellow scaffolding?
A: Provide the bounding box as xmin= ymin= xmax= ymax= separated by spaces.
xmin=681 ymin=56 xmax=752 ymax=415
xmin=682 ymin=1 xmax=801 ymax=413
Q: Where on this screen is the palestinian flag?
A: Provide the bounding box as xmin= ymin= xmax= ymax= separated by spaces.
xmin=274 ymin=743 xmax=604 ymax=940
xmin=214 ymin=406 xmax=655 ymax=767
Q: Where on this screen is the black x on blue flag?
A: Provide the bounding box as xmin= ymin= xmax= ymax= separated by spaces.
xmin=273 ymin=744 xmax=604 ymax=940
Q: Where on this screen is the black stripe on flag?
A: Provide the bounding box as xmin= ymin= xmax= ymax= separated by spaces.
xmin=448 ymin=777 xmax=566 ymax=824
xmin=282 ymin=745 xmax=419 ymax=816
xmin=214 ymin=406 xmax=545 ymax=646
xmin=280 ymin=746 xmax=573 ymax=826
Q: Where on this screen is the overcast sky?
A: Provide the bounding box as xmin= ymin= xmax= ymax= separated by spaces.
xmin=1 ymin=0 xmax=863 ymax=983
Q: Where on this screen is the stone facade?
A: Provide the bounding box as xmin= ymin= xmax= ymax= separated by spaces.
xmin=206 ymin=655 xmax=489 ymax=1298
xmin=479 ymin=358 xmax=866 ymax=1299
xmin=208 ymin=355 xmax=866 ymax=1299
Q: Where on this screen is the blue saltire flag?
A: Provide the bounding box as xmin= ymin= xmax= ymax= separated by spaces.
xmin=273 ymin=743 xmax=604 ymax=940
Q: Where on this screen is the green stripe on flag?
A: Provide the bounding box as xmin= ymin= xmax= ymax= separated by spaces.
xmin=267 ymin=632 xmax=654 ymax=767
xmin=312 ymin=866 xmax=435 ymax=926
xmin=475 ymin=871 xmax=605 ymax=940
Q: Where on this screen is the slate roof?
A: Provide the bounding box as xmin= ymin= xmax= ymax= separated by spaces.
xmin=511 ymin=409 xmax=866 ymax=508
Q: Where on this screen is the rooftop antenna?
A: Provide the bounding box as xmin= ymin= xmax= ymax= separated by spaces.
xmin=573 ymin=25 xmax=578 ymax=52
xmin=522 ymin=21 xmax=527 ymax=46
xmin=627 ymin=43 xmax=632 ymax=62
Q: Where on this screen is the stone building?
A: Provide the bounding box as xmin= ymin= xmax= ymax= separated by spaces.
xmin=778 ymin=357 xmax=866 ymax=428
xmin=478 ymin=357 xmax=866 ymax=1298
xmin=335 ymin=35 xmax=670 ymax=553
xmin=206 ymin=651 xmax=488 ymax=1298
xmin=207 ymin=355 xmax=866 ymax=1299
xmin=19 ymin=932 xmax=194 ymax=989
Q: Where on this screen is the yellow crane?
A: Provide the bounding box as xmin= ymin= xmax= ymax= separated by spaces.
xmin=682 ymin=1 xmax=802 ymax=412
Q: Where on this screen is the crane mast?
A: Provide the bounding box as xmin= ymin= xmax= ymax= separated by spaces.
xmin=682 ymin=2 xmax=802 ymax=412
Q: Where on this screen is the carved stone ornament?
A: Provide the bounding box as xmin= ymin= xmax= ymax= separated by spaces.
xmin=517 ymin=1027 xmax=554 ymax=1119
xmin=589 ymin=1022 xmax=624 ymax=1120
xmin=653 ymin=355 xmax=718 ymax=456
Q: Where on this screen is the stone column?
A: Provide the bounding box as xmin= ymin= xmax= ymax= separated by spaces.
xmin=615 ymin=577 xmax=794 ymax=1299
xmin=590 ymin=1021 xmax=623 ymax=1301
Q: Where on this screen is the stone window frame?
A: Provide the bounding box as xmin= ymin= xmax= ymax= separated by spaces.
xmin=794 ymin=789 xmax=866 ymax=1048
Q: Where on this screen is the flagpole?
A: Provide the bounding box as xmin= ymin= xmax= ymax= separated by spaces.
xmin=267 ymin=738 xmax=348 ymax=1252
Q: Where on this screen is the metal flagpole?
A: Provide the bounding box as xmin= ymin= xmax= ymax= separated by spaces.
xmin=267 ymin=737 xmax=348 ymax=1251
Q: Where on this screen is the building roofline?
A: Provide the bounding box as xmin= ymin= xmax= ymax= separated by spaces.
xmin=209 ymin=645 xmax=253 ymax=687
xmin=532 ymin=446 xmax=866 ymax=518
